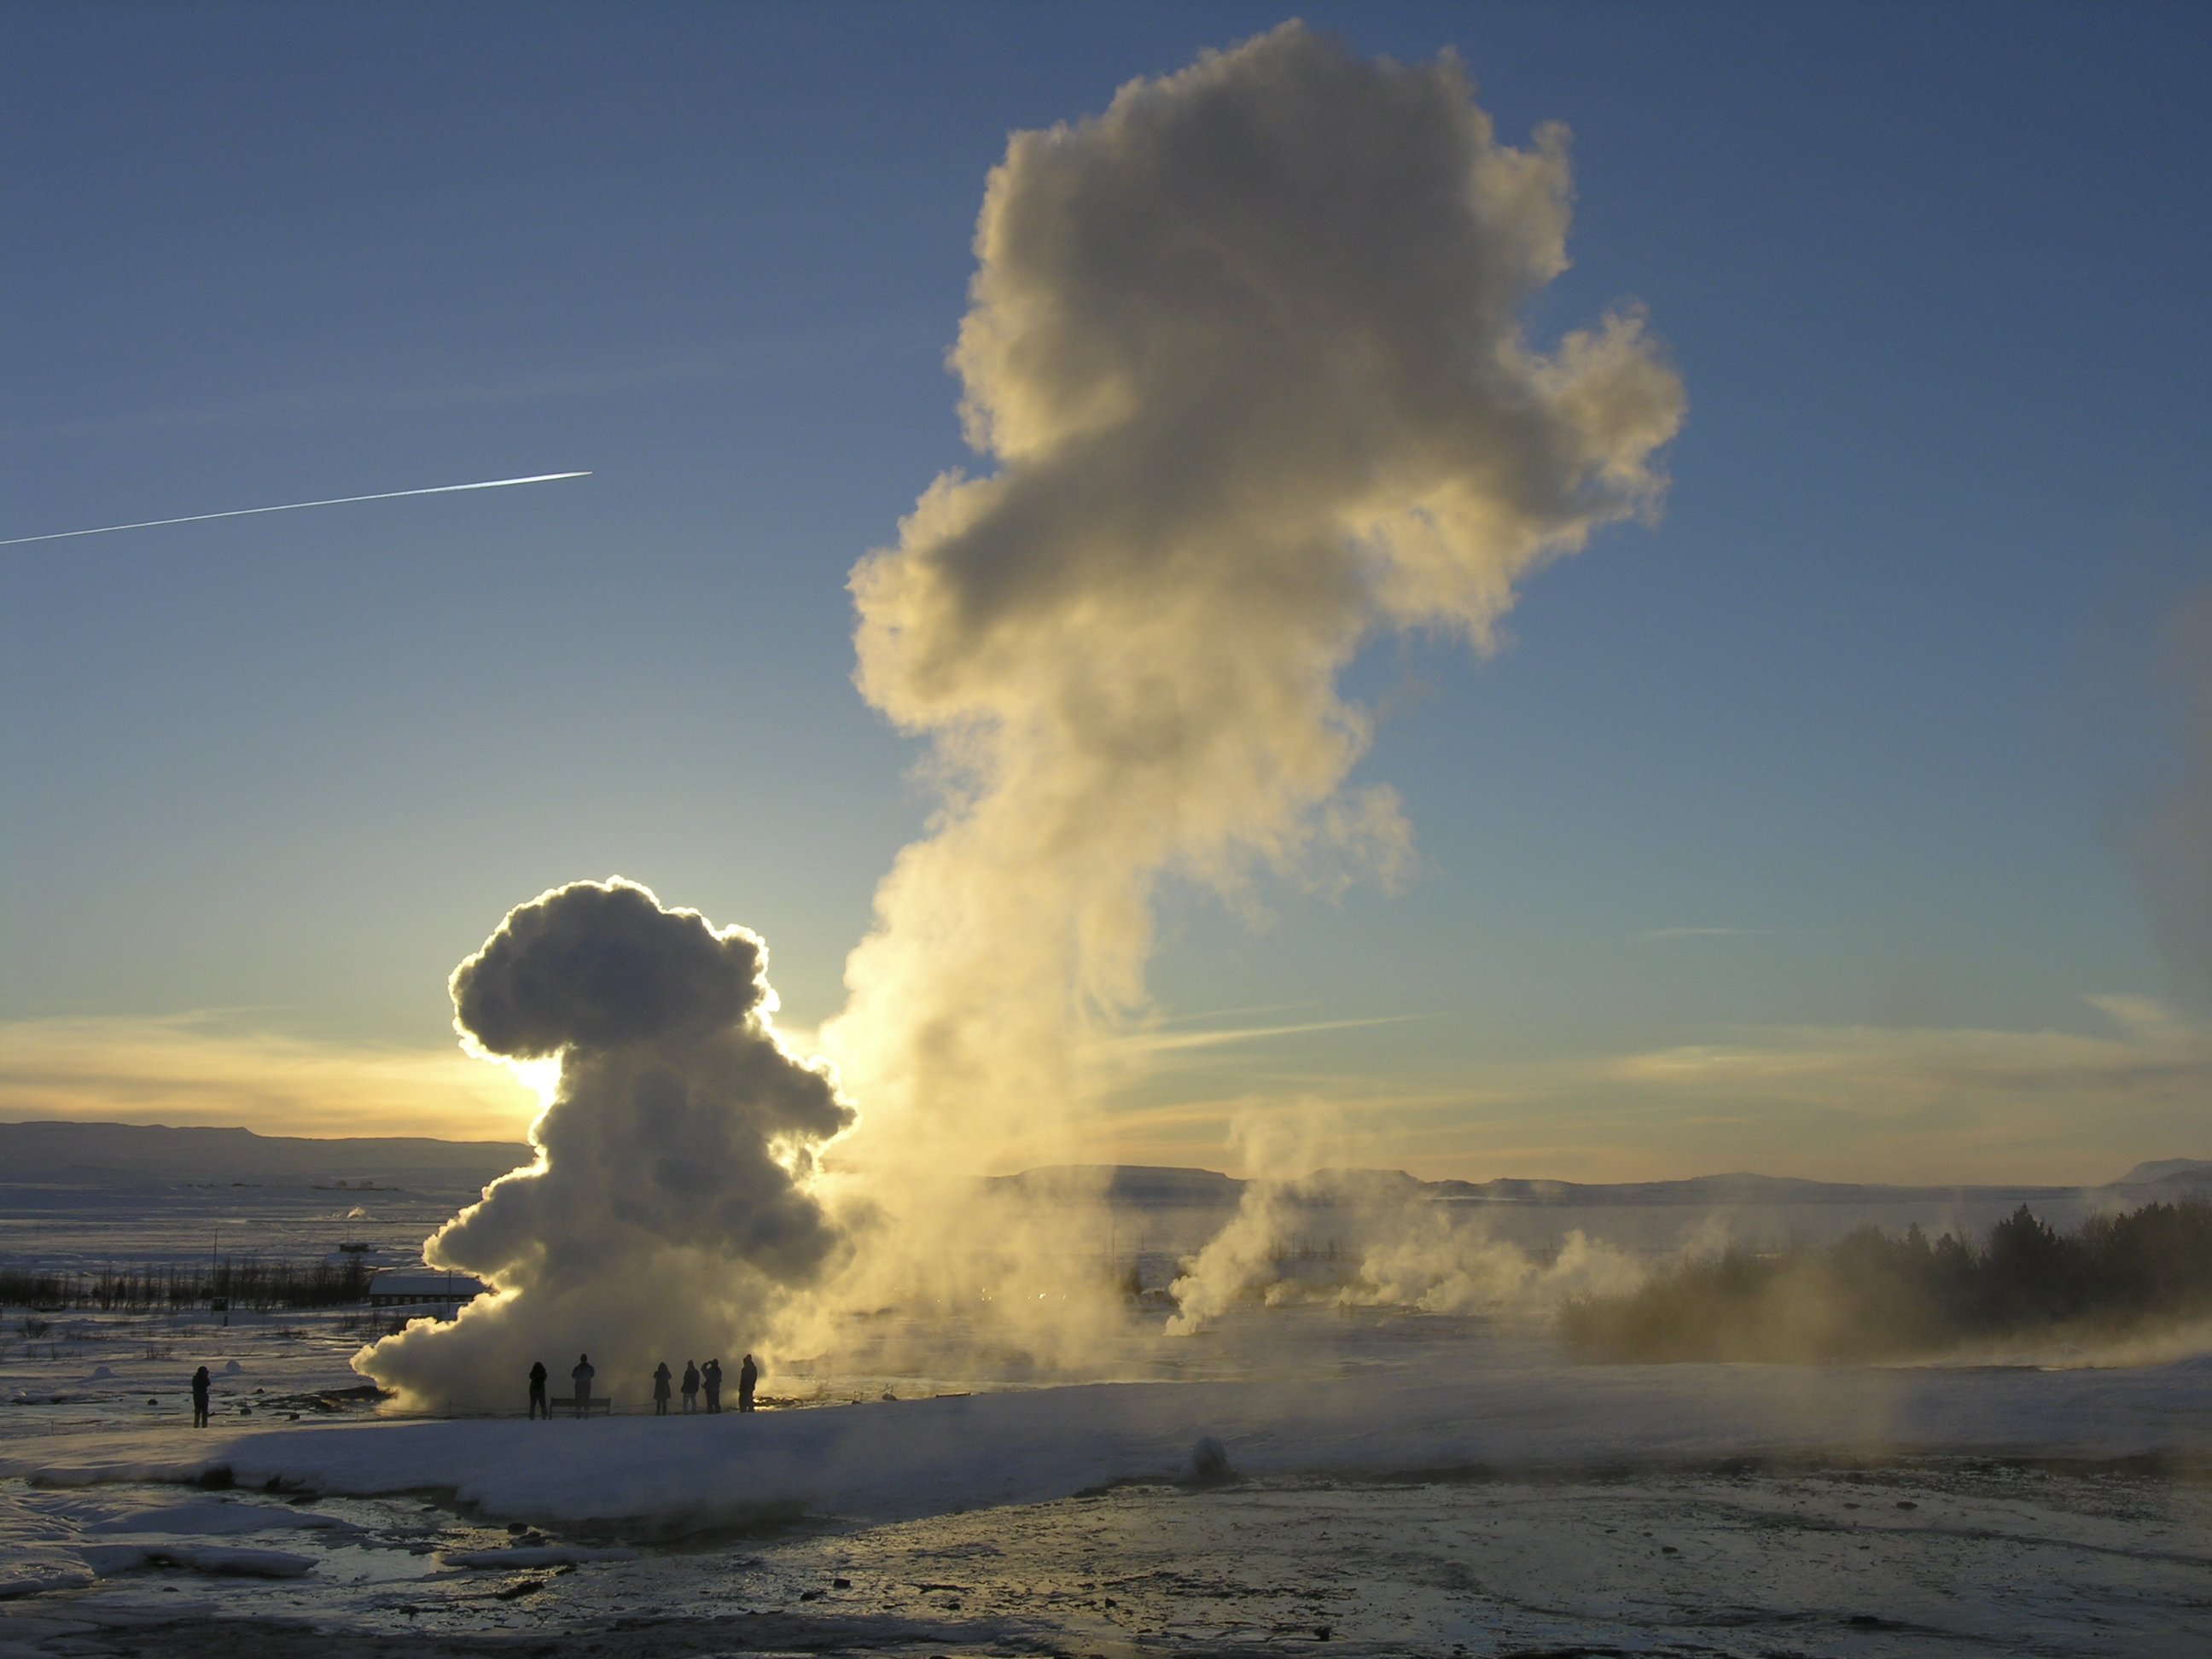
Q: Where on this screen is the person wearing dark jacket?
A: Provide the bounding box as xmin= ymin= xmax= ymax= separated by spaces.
xmin=528 ymin=1359 xmax=549 ymax=1419
xmin=570 ymin=1353 xmax=595 ymax=1418
xmin=652 ymin=1361 xmax=673 ymax=1416
xmin=680 ymin=1359 xmax=700 ymax=1413
xmin=737 ymin=1353 xmax=759 ymax=1412
xmin=702 ymin=1358 xmax=722 ymax=1413
xmin=190 ymin=1365 xmax=212 ymax=1428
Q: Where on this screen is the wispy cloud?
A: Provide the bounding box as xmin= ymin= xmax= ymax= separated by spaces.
xmin=1080 ymin=996 xmax=2212 ymax=1185
xmin=1632 ymin=926 xmax=1764 ymax=941
xmin=1097 ymin=1014 xmax=1423 ymax=1058
xmin=1609 ymin=994 xmax=2207 ymax=1103
xmin=12 ymin=995 xmax=2197 ymax=1190
xmin=1586 ymin=994 xmax=2212 ymax=1179
xmin=0 ymin=1014 xmax=540 ymax=1141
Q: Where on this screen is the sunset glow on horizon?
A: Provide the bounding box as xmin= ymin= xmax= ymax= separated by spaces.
xmin=4 ymin=4 xmax=2209 ymax=1188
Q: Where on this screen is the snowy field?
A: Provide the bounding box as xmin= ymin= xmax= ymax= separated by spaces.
xmin=4 ymin=1170 xmax=2211 ymax=1656
xmin=6 ymin=1457 xmax=2209 ymax=1657
xmin=3 ymin=1299 xmax=2209 ymax=1655
xmin=0 ymin=1175 xmax=508 ymax=1279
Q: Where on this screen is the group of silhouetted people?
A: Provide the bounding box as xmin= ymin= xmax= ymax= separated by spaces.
xmin=184 ymin=1351 xmax=760 ymax=1428
xmin=527 ymin=1351 xmax=756 ymax=1417
xmin=651 ymin=1357 xmax=717 ymax=1413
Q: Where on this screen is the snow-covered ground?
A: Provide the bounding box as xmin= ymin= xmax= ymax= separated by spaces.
xmin=0 ymin=1175 xmax=496 ymax=1278
xmin=5 ymin=1172 xmax=2212 ymax=1655
xmin=14 ymin=1318 xmax=2212 ymax=1527
xmin=5 ymin=1438 xmax=2209 ymax=1655
xmin=3 ymin=1301 xmax=2209 ymax=1654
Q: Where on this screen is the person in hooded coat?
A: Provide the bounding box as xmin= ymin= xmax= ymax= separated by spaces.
xmin=652 ymin=1360 xmax=673 ymax=1416
xmin=190 ymin=1365 xmax=212 ymax=1428
xmin=737 ymin=1353 xmax=759 ymax=1412
xmin=527 ymin=1359 xmax=549 ymax=1419
xmin=680 ymin=1359 xmax=701 ymax=1413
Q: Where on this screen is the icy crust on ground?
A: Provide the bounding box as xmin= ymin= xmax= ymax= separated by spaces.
xmin=74 ymin=1542 xmax=315 ymax=1578
xmin=0 ymin=1547 xmax=90 ymax=1601
xmin=7 ymin=1342 xmax=2209 ymax=1531
xmin=73 ymin=1498 xmax=358 ymax=1537
xmin=9 ymin=1465 xmax=2208 ymax=1656
xmin=439 ymin=1545 xmax=637 ymax=1567
xmin=0 ymin=1491 xmax=362 ymax=1599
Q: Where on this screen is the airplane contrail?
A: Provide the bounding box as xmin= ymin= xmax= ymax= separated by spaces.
xmin=0 ymin=471 xmax=591 ymax=548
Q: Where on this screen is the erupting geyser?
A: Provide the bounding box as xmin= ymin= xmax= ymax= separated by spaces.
xmin=818 ymin=22 xmax=1683 ymax=1330
xmin=367 ymin=24 xmax=1689 ymax=1392
xmin=356 ymin=880 xmax=853 ymax=1410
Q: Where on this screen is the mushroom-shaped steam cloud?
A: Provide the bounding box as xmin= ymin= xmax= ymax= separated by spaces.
xmin=356 ymin=879 xmax=853 ymax=1410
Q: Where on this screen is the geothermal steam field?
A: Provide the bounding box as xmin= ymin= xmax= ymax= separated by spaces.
xmin=5 ymin=1099 xmax=2212 ymax=1655
xmin=8 ymin=14 xmax=2212 ymax=1659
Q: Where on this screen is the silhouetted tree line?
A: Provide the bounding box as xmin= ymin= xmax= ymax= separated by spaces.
xmin=1560 ymin=1199 xmax=2212 ymax=1364
xmin=0 ymin=1255 xmax=373 ymax=1313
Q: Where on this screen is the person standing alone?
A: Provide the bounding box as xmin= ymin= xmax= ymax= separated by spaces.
xmin=527 ymin=1359 xmax=550 ymax=1418
xmin=570 ymin=1353 xmax=595 ymax=1418
xmin=652 ymin=1360 xmax=673 ymax=1416
xmin=737 ymin=1352 xmax=758 ymax=1413
xmin=189 ymin=1365 xmax=211 ymax=1428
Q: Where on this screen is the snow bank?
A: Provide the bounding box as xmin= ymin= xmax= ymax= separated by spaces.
xmin=0 ymin=1557 xmax=93 ymax=1599
xmin=9 ymin=1343 xmax=2208 ymax=1530
xmin=0 ymin=1500 xmax=95 ymax=1599
xmin=2 ymin=1488 xmax=363 ymax=1597
xmin=78 ymin=1499 xmax=358 ymax=1536
xmin=13 ymin=1460 xmax=207 ymax=1488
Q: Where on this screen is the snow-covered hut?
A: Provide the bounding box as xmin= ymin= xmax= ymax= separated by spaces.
xmin=366 ymin=1268 xmax=487 ymax=1315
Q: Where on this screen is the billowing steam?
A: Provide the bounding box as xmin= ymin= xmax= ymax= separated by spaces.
xmin=357 ymin=881 xmax=852 ymax=1409
xmin=824 ymin=21 xmax=1684 ymax=1189
xmin=2127 ymin=586 xmax=2212 ymax=994
xmin=1167 ymin=1171 xmax=1643 ymax=1333
xmin=365 ymin=26 xmax=1686 ymax=1400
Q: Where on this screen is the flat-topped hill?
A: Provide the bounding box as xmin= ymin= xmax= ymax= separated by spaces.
xmin=0 ymin=1120 xmax=533 ymax=1188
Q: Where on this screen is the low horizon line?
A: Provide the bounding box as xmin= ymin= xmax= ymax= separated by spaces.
xmin=3 ymin=1115 xmax=2195 ymax=1192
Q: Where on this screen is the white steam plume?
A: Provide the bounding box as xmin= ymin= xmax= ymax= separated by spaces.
xmin=824 ymin=22 xmax=1685 ymax=1188
xmin=2127 ymin=587 xmax=2212 ymax=994
xmin=356 ymin=880 xmax=852 ymax=1410
xmin=1167 ymin=1176 xmax=1644 ymax=1331
xmin=1165 ymin=1109 xmax=1644 ymax=1333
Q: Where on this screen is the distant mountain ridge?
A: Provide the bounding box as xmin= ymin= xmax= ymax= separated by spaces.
xmin=2114 ymin=1158 xmax=2212 ymax=1187
xmin=0 ymin=1119 xmax=533 ymax=1187
xmin=992 ymin=1161 xmax=2212 ymax=1208
xmin=5 ymin=1121 xmax=2204 ymax=1201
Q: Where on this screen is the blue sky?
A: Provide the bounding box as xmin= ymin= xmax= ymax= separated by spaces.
xmin=3 ymin=3 xmax=2208 ymax=1180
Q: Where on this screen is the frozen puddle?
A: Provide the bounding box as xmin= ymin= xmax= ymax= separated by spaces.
xmin=3 ymin=1458 xmax=2209 ymax=1656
